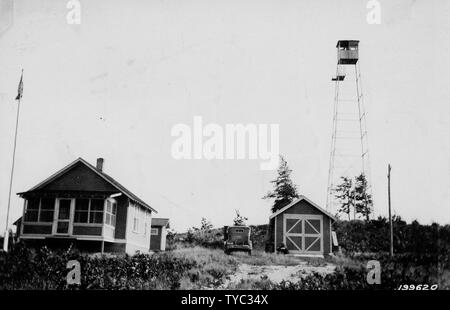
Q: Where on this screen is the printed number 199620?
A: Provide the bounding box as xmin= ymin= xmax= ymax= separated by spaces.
xmin=397 ymin=284 xmax=438 ymax=290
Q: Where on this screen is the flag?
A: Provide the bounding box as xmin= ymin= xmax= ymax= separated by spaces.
xmin=15 ymin=69 xmax=23 ymax=100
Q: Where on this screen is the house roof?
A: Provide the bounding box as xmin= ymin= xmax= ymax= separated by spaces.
xmin=17 ymin=157 xmax=157 ymax=213
xmin=269 ymin=195 xmax=337 ymax=221
xmin=151 ymin=218 xmax=169 ymax=227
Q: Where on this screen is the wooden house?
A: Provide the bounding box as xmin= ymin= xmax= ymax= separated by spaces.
xmin=15 ymin=157 xmax=158 ymax=255
xmin=269 ymin=195 xmax=336 ymax=257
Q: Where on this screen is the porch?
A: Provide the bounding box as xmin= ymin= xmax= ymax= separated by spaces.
xmin=19 ymin=193 xmax=121 ymax=242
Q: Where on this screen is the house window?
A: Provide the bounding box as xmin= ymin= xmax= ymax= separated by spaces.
xmin=74 ymin=198 xmax=104 ymax=224
xmin=40 ymin=198 xmax=55 ymax=222
xmin=150 ymin=228 xmax=158 ymax=235
xmin=74 ymin=199 xmax=89 ymax=223
xmin=24 ymin=198 xmax=39 ymax=222
xmin=24 ymin=198 xmax=55 ymax=222
xmin=105 ymin=199 xmax=117 ymax=227
xmin=90 ymin=199 xmax=104 ymax=223
xmin=133 ymin=206 xmax=140 ymax=233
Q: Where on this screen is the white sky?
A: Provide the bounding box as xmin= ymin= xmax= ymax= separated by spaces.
xmin=0 ymin=0 xmax=449 ymax=232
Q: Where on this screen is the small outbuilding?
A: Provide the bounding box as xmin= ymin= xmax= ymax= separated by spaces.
xmin=269 ymin=195 xmax=336 ymax=257
xmin=150 ymin=218 xmax=170 ymax=252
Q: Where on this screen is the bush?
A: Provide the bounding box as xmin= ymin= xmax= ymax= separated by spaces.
xmin=173 ymin=224 xmax=270 ymax=251
xmin=334 ymin=217 xmax=450 ymax=255
xmin=0 ymin=243 xmax=197 ymax=290
xmin=272 ymin=252 xmax=449 ymax=290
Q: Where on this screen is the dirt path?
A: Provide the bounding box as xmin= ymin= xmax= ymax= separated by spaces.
xmin=222 ymin=262 xmax=336 ymax=287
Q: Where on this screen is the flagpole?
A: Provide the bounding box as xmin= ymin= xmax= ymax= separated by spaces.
xmin=3 ymin=70 xmax=23 ymax=252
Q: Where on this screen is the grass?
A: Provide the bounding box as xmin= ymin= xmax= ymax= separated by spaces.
xmin=325 ymin=253 xmax=366 ymax=269
xmin=170 ymin=246 xmax=339 ymax=289
xmin=232 ymin=250 xmax=307 ymax=266
xmin=172 ymin=246 xmax=237 ymax=267
xmin=4 ymin=241 xmax=447 ymax=290
xmin=170 ymin=248 xmax=450 ymax=289
xmin=172 ymin=246 xmax=313 ymax=267
xmin=225 ymin=277 xmax=275 ymax=290
xmin=170 ymin=246 xmax=238 ymax=289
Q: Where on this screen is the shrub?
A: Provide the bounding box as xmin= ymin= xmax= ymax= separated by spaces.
xmin=334 ymin=217 xmax=450 ymax=255
xmin=0 ymin=243 xmax=197 ymax=290
xmin=177 ymin=228 xmax=224 ymax=249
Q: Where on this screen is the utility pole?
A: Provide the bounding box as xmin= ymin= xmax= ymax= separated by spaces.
xmin=3 ymin=70 xmax=23 ymax=252
xmin=388 ymin=164 xmax=393 ymax=257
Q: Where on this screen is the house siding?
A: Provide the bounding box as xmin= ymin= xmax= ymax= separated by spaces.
xmin=104 ymin=242 xmax=126 ymax=253
xmin=103 ymin=226 xmax=115 ymax=239
xmin=23 ymin=224 xmax=52 ymax=234
xmin=125 ymin=202 xmax=152 ymax=255
xmin=274 ymin=200 xmax=332 ymax=255
xmin=40 ymin=162 xmax=118 ymax=192
xmin=72 ymin=225 xmax=102 ymax=236
xmin=150 ymin=227 xmax=162 ymax=251
xmin=114 ymin=196 xmax=128 ymax=239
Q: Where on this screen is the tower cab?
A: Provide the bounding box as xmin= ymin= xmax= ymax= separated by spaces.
xmin=336 ymin=40 xmax=359 ymax=65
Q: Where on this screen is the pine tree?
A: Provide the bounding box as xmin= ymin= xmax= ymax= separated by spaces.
xmin=263 ymin=156 xmax=299 ymax=213
xmin=354 ymin=173 xmax=373 ymax=221
xmin=334 ymin=174 xmax=373 ymax=221
xmin=334 ymin=176 xmax=354 ymax=220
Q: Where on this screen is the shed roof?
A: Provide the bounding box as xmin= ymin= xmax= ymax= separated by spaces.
xmin=151 ymin=218 xmax=170 ymax=227
xmin=17 ymin=157 xmax=157 ymax=213
xmin=269 ymin=195 xmax=337 ymax=221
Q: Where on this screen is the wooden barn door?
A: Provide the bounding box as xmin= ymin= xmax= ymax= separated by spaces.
xmin=283 ymin=214 xmax=323 ymax=254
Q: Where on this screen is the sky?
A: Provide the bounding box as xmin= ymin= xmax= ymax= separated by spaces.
xmin=0 ymin=0 xmax=449 ymax=233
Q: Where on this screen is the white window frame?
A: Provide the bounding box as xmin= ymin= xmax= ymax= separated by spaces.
xmin=150 ymin=228 xmax=159 ymax=236
xmin=24 ymin=197 xmax=56 ymax=224
xmin=73 ymin=198 xmax=104 ymax=225
xmin=104 ymin=198 xmax=117 ymax=228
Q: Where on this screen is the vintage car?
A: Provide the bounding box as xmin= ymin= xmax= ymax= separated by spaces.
xmin=223 ymin=225 xmax=252 ymax=255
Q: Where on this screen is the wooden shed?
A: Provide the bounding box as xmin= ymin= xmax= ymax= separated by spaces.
xmin=150 ymin=218 xmax=169 ymax=251
xmin=269 ymin=195 xmax=336 ymax=257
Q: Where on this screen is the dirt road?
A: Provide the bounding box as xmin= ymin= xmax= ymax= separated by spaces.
xmin=222 ymin=261 xmax=336 ymax=287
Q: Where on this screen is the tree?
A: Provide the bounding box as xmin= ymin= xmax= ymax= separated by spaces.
xmin=334 ymin=176 xmax=354 ymax=220
xmin=200 ymin=217 xmax=213 ymax=231
xmin=334 ymin=174 xmax=373 ymax=221
xmin=353 ymin=173 xmax=373 ymax=221
xmin=233 ymin=210 xmax=248 ymax=226
xmin=263 ymin=155 xmax=299 ymax=213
